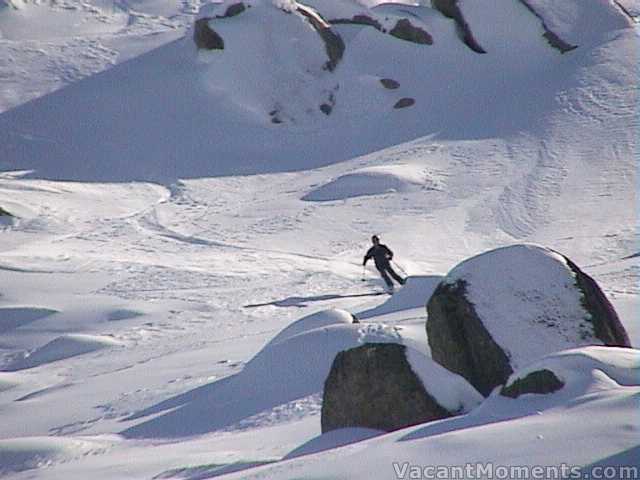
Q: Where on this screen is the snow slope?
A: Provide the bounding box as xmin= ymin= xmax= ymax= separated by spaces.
xmin=0 ymin=0 xmax=637 ymax=478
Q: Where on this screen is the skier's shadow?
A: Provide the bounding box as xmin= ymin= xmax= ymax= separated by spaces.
xmin=244 ymin=291 xmax=385 ymax=309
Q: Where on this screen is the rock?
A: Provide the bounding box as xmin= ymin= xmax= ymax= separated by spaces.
xmin=380 ymin=78 xmax=400 ymax=90
xmin=393 ymin=98 xmax=415 ymax=109
xmin=223 ymin=2 xmax=246 ymax=17
xmin=431 ymin=0 xmax=485 ymax=53
xmin=389 ymin=19 xmax=433 ymax=45
xmin=193 ymin=18 xmax=224 ymax=50
xmin=319 ymin=103 xmax=332 ymax=115
xmin=296 ymin=4 xmax=345 ymax=72
xmin=500 ymin=369 xmax=564 ymax=398
xmin=0 ymin=206 xmax=12 ymax=217
xmin=321 ymin=343 xmax=481 ymax=433
xmin=426 ymin=244 xmax=630 ymax=396
xmin=329 ymin=14 xmax=383 ymax=31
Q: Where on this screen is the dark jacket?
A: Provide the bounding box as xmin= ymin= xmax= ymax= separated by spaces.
xmin=363 ymin=244 xmax=393 ymax=268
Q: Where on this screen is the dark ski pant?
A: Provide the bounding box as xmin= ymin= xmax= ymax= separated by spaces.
xmin=376 ymin=263 xmax=404 ymax=288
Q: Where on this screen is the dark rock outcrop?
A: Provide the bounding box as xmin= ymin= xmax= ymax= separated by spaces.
xmin=431 ymin=0 xmax=485 ymax=53
xmin=380 ymin=78 xmax=400 ymax=89
xmin=329 ymin=15 xmax=432 ymax=46
xmin=426 ymin=245 xmax=630 ymax=396
xmin=0 ymin=206 xmax=12 ymax=217
xmin=321 ymin=343 xmax=452 ymax=433
xmin=393 ymin=97 xmax=415 ymax=109
xmin=427 ymin=280 xmax=513 ymax=396
xmin=329 ymin=14 xmax=383 ymax=31
xmin=194 ymin=18 xmax=225 ymax=50
xmin=223 ymin=2 xmax=246 ymax=17
xmin=389 ymin=19 xmax=433 ymax=45
xmin=501 ymin=369 xmax=564 ymax=398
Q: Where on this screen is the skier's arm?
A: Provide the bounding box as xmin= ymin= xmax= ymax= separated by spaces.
xmin=384 ymin=246 xmax=393 ymax=260
xmin=363 ymin=247 xmax=373 ymax=266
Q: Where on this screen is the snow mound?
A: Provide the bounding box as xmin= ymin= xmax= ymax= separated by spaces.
xmin=504 ymin=346 xmax=640 ymax=397
xmin=242 ymin=319 xmax=400 ymax=393
xmin=0 ymin=437 xmax=107 ymax=475
xmin=0 ymin=307 xmax=58 ymax=333
xmin=302 ymin=164 xmax=438 ymax=201
xmin=356 ymin=275 xmax=442 ymax=320
xmin=283 ymin=427 xmax=382 ymax=460
xmin=195 ymin=0 xmax=340 ymax=124
xmin=265 ymin=308 xmax=354 ymax=346
xmin=5 ymin=334 xmax=123 ymax=371
xmin=445 ymin=244 xmax=596 ymax=370
xmin=512 ymin=0 xmax=632 ymax=46
xmin=122 ymin=313 xmax=402 ymax=438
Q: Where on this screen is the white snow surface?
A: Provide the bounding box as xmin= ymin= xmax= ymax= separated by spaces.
xmin=0 ymin=0 xmax=638 ymax=478
xmin=445 ymin=244 xmax=599 ymax=370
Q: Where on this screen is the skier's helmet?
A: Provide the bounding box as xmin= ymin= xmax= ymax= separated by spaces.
xmin=371 ymin=235 xmax=380 ymax=244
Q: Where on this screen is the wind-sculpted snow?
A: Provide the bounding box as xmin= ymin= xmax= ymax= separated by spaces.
xmin=0 ymin=307 xmax=57 ymax=333
xmin=0 ymin=437 xmax=108 ymax=475
xmin=4 ymin=334 xmax=124 ymax=371
xmin=302 ymin=164 xmax=441 ymax=201
xmin=121 ymin=309 xmax=402 ymax=438
xmin=4 ymin=0 xmax=635 ymax=180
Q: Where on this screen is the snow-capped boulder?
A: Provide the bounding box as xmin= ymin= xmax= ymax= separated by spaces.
xmin=321 ymin=342 xmax=482 ymax=433
xmin=500 ymin=346 xmax=640 ymax=399
xmin=193 ymin=0 xmax=344 ymax=123
xmin=426 ymin=244 xmax=630 ymax=396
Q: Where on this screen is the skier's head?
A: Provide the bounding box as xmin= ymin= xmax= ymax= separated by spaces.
xmin=371 ymin=235 xmax=380 ymax=245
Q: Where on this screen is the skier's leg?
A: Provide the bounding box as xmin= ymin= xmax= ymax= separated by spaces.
xmin=386 ymin=265 xmax=406 ymax=285
xmin=377 ymin=266 xmax=393 ymax=288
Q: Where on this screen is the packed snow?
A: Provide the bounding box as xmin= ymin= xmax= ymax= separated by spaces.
xmin=0 ymin=0 xmax=637 ymax=478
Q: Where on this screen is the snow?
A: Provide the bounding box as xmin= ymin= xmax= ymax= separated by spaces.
xmin=0 ymin=437 xmax=109 ymax=476
xmin=405 ymin=346 xmax=483 ymax=413
xmin=445 ymin=244 xmax=605 ymax=370
xmin=302 ymin=164 xmax=440 ymax=201
xmin=0 ymin=0 xmax=637 ymax=478
xmin=283 ymin=427 xmax=382 ymax=459
xmin=4 ymin=334 xmax=123 ymax=371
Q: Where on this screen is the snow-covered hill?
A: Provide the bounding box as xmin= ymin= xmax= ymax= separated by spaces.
xmin=0 ymin=0 xmax=638 ymax=478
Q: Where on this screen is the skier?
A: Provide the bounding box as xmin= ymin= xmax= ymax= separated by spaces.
xmin=363 ymin=235 xmax=406 ymax=292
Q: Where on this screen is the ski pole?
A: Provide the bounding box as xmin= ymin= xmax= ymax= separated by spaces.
xmin=361 ymin=265 xmax=366 ymax=282
xmin=392 ymin=260 xmax=407 ymax=276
